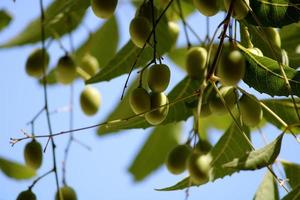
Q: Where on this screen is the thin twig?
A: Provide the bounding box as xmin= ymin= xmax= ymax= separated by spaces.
xmin=176 ymin=0 xmax=191 ymax=48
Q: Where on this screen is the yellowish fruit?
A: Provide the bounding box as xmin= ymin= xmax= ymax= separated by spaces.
xmin=130 ymin=16 xmax=152 ymax=48
xmin=24 ymin=140 xmax=43 ymax=169
xmin=209 ymin=86 xmax=237 ymax=115
xmin=147 ymin=64 xmax=171 ymax=92
xmin=25 ymin=48 xmax=49 ymax=78
xmin=129 ymin=87 xmax=151 ymax=114
xmin=224 ymin=0 xmax=250 ymax=20
xmin=247 ymin=47 xmax=264 ymax=57
xmin=17 ymin=190 xmax=36 ymax=200
xmin=80 ymin=86 xmax=101 ymax=116
xmin=91 ymin=0 xmax=118 ymax=19
xmin=80 ymin=54 xmax=100 ymax=77
xmin=193 ymin=0 xmax=219 ymax=16
xmin=263 ymin=28 xmax=281 ymax=49
xmin=166 ymin=144 xmax=192 ymax=175
xmin=168 ymin=21 xmax=180 ymax=46
xmin=186 ymin=47 xmax=207 ymax=81
xmin=239 ymin=94 xmax=262 ymax=127
xmin=217 ymin=50 xmax=245 ymax=86
xmin=55 ymin=55 xmax=77 ymax=85
xmin=187 ymin=153 xmax=211 ymax=184
xmin=55 ymin=186 xmax=77 ymax=200
xmin=145 ymin=92 xmax=169 ymax=125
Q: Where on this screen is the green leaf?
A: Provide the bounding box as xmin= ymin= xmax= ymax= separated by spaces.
xmin=128 ymin=123 xmax=181 ymax=181
xmin=223 ymin=133 xmax=284 ymax=170
xmin=261 ymin=98 xmax=300 ymax=131
xmin=75 ymin=16 xmax=119 ymax=67
xmin=0 ymin=10 xmax=12 ymax=32
xmin=98 ymin=77 xmax=200 ymax=135
xmin=282 ymin=185 xmax=300 ymax=200
xmin=281 ymin=160 xmax=300 ymax=189
xmin=156 ymin=177 xmax=193 ymax=191
xmin=253 ymin=171 xmax=279 ymax=200
xmin=0 ymin=157 xmax=36 ymax=180
xmin=1 ymin=0 xmax=88 ymax=47
xmin=238 ymin=44 xmax=300 ymax=97
xmin=86 ymin=15 xmax=177 ymax=84
xmin=245 ymin=0 xmax=300 ymax=28
xmin=167 ymin=47 xmax=187 ymax=70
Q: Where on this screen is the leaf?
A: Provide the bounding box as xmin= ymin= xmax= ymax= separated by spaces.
xmin=281 ymin=160 xmax=300 ymax=189
xmin=223 ymin=133 xmax=284 ymax=170
xmin=238 ymin=44 xmax=300 ymax=97
xmin=98 ymin=77 xmax=200 ymax=135
xmin=1 ymin=0 xmax=88 ymax=47
xmin=253 ymin=171 xmax=279 ymax=200
xmin=75 ymin=16 xmax=119 ymax=67
xmin=261 ymin=98 xmax=300 ymax=131
xmin=167 ymin=47 xmax=187 ymax=70
xmin=282 ymin=185 xmax=300 ymax=200
xmin=0 ymin=157 xmax=36 ymax=180
xmin=86 ymin=15 xmax=177 ymax=84
xmin=245 ymin=0 xmax=300 ymax=28
xmin=0 ymin=10 xmax=12 ymax=32
xmin=128 ymin=123 xmax=181 ymax=181
xmin=156 ymin=177 xmax=193 ymax=191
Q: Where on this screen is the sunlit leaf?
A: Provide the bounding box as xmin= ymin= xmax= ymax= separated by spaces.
xmin=281 ymin=160 xmax=300 ymax=189
xmin=0 ymin=157 xmax=36 ymax=180
xmin=253 ymin=171 xmax=279 ymax=200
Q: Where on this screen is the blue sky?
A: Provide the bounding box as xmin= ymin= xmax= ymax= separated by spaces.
xmin=0 ymin=0 xmax=299 ymax=199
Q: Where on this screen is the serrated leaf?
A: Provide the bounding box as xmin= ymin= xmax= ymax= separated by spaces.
xmin=282 ymin=185 xmax=300 ymax=200
xmin=86 ymin=15 xmax=177 ymax=84
xmin=1 ymin=0 xmax=88 ymax=47
xmin=281 ymin=160 xmax=300 ymax=189
xmin=156 ymin=177 xmax=195 ymax=191
xmin=128 ymin=123 xmax=181 ymax=181
xmin=0 ymin=157 xmax=36 ymax=180
xmin=238 ymin=44 xmax=300 ymax=97
xmin=245 ymin=0 xmax=300 ymax=28
xmin=99 ymin=77 xmax=200 ymax=135
xmin=0 ymin=10 xmax=12 ymax=32
xmin=223 ymin=133 xmax=284 ymax=170
xmin=253 ymin=171 xmax=279 ymax=200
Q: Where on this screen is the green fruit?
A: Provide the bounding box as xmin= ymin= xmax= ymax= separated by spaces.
xmin=247 ymin=47 xmax=264 ymax=57
xmin=239 ymin=94 xmax=262 ymax=127
xmin=195 ymin=139 xmax=212 ymax=154
xmin=224 ymin=0 xmax=249 ymax=20
xmin=129 ymin=16 xmax=152 ymax=48
xmin=209 ymin=86 xmax=237 ymax=115
xmin=80 ymin=54 xmax=100 ymax=77
xmin=136 ymin=1 xmax=158 ymax=23
xmin=187 ymin=153 xmax=211 ymax=184
xmin=200 ymin=103 xmax=212 ymax=118
xmin=91 ymin=0 xmax=118 ymax=19
xmin=25 ymin=48 xmax=49 ymax=78
xmin=24 ymin=139 xmax=43 ymax=169
xmin=263 ymin=28 xmax=281 ymax=49
xmin=145 ymin=92 xmax=169 ymax=125
xmin=166 ymin=144 xmax=192 ymax=175
xmin=55 ymin=186 xmax=77 ymax=200
xmin=55 ymin=55 xmax=77 ymax=85
xmin=186 ymin=47 xmax=207 ymax=81
xmin=147 ymin=64 xmax=171 ymax=92
xmin=168 ymin=21 xmax=180 ymax=44
xmin=281 ymin=49 xmax=289 ymax=66
xmin=17 ymin=190 xmax=36 ymax=200
xmin=193 ymin=0 xmax=219 ymax=16
xmin=217 ymin=50 xmax=245 ymax=86
xmin=129 ymin=87 xmax=151 ymax=114
xmin=80 ymin=86 xmax=101 ymax=116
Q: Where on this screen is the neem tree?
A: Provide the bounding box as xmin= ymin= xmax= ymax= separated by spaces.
xmin=1 ymin=0 xmax=300 ymax=199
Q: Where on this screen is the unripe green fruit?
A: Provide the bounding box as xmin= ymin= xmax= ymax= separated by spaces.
xmin=263 ymin=28 xmax=281 ymax=48
xmin=209 ymin=86 xmax=237 ymax=115
xmin=247 ymin=47 xmax=264 ymax=57
xmin=193 ymin=0 xmax=219 ymax=16
xmin=25 ymin=48 xmax=49 ymax=78
xmin=17 ymin=190 xmax=36 ymax=200
xmin=168 ymin=21 xmax=180 ymax=43
xmin=80 ymin=54 xmax=100 ymax=77
xmin=129 ymin=87 xmax=151 ymax=114
xmin=224 ymin=0 xmax=250 ymax=20
xmin=80 ymin=86 xmax=101 ymax=116
xmin=147 ymin=64 xmax=171 ymax=92
xmin=239 ymin=94 xmax=262 ymax=127
xmin=187 ymin=153 xmax=211 ymax=184
xmin=24 ymin=140 xmax=43 ymax=169
xmin=186 ymin=47 xmax=207 ymax=81
xmin=130 ymin=16 xmax=152 ymax=48
xmin=217 ymin=50 xmax=245 ymax=86
xmin=55 ymin=55 xmax=77 ymax=85
xmin=145 ymin=92 xmax=169 ymax=125
xmin=91 ymin=0 xmax=118 ymax=19
xmin=281 ymin=49 xmax=289 ymax=66
xmin=166 ymin=144 xmax=192 ymax=175
xmin=195 ymin=140 xmax=212 ymax=154
xmin=55 ymin=186 xmax=77 ymax=200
